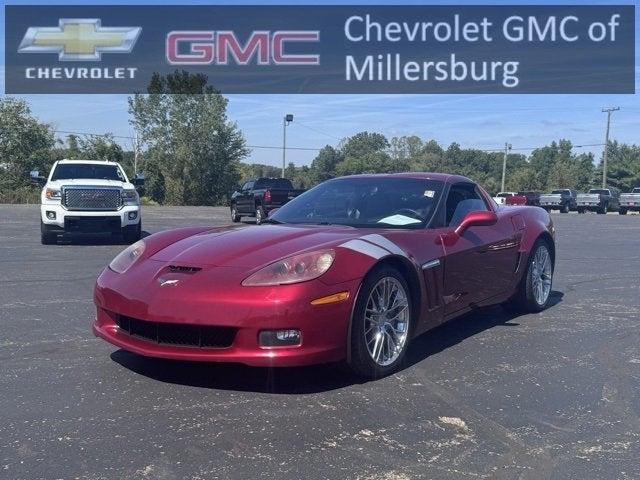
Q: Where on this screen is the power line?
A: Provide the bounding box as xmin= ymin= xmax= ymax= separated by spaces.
xmin=295 ymin=121 xmax=343 ymax=141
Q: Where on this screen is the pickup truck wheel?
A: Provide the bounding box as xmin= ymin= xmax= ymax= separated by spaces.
xmin=619 ymin=208 xmax=628 ymax=215
xmin=503 ymin=239 xmax=553 ymax=313
xmin=230 ymin=205 xmax=241 ymax=223
xmin=123 ymin=223 xmax=141 ymax=243
xmin=598 ymin=204 xmax=607 ymax=214
xmin=561 ymin=204 xmax=570 ymax=213
xmin=40 ymin=220 xmax=57 ymax=245
xmin=255 ymin=206 xmax=265 ymax=225
xmin=577 ymin=207 xmax=585 ymax=214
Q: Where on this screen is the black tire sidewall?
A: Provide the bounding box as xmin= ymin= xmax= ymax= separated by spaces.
xmin=349 ymin=266 xmax=413 ymax=379
xmin=523 ymin=241 xmax=553 ymax=312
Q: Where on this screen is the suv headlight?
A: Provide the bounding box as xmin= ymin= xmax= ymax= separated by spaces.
xmin=242 ymin=249 xmax=335 ymax=286
xmin=109 ymin=240 xmax=146 ymax=274
xmin=45 ymin=188 xmax=61 ymax=200
xmin=121 ymin=189 xmax=138 ymax=204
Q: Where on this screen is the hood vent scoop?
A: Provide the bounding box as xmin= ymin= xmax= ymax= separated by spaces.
xmin=168 ymin=265 xmax=202 ymax=274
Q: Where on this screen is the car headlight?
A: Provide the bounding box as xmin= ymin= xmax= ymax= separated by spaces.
xmin=45 ymin=188 xmax=61 ymax=200
xmin=242 ymin=249 xmax=335 ymax=286
xmin=121 ymin=189 xmax=138 ymax=204
xmin=109 ymin=240 xmax=146 ymax=274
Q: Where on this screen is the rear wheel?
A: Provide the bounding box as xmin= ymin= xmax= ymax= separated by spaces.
xmin=348 ymin=266 xmax=412 ymax=379
xmin=598 ymin=203 xmax=608 ymax=214
xmin=577 ymin=207 xmax=585 ymax=214
xmin=619 ymin=208 xmax=628 ymax=215
xmin=561 ymin=203 xmax=570 ymax=213
xmin=504 ymin=240 xmax=553 ymax=313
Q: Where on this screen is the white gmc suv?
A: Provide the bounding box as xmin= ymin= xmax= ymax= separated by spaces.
xmin=33 ymin=160 xmax=143 ymax=245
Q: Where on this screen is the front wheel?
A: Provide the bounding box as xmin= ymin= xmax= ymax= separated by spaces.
xmin=255 ymin=206 xmax=265 ymax=225
xmin=230 ymin=204 xmax=241 ymax=223
xmin=619 ymin=208 xmax=628 ymax=215
xmin=348 ymin=267 xmax=412 ymax=379
xmin=561 ymin=204 xmax=570 ymax=213
xmin=504 ymin=240 xmax=553 ymax=313
xmin=577 ymin=207 xmax=585 ymax=214
xmin=40 ymin=220 xmax=57 ymax=245
xmin=122 ymin=223 xmax=142 ymax=243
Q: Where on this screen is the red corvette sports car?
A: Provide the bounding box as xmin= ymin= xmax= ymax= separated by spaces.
xmin=94 ymin=173 xmax=555 ymax=378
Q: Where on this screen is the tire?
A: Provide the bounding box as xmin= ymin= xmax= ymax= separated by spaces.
xmin=255 ymin=205 xmax=265 ymax=225
xmin=598 ymin=203 xmax=608 ymax=214
xmin=619 ymin=208 xmax=628 ymax=215
xmin=123 ymin=222 xmax=142 ymax=243
xmin=577 ymin=207 xmax=585 ymax=214
xmin=503 ymin=239 xmax=553 ymax=313
xmin=561 ymin=203 xmax=570 ymax=214
xmin=348 ymin=266 xmax=413 ymax=379
xmin=40 ymin=220 xmax=57 ymax=245
xmin=230 ymin=204 xmax=241 ymax=223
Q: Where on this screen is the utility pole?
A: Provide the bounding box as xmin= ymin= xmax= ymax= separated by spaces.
xmin=133 ymin=132 xmax=139 ymax=175
xmin=282 ymin=114 xmax=294 ymax=178
xmin=601 ymin=107 xmax=620 ymax=188
xmin=501 ymin=142 xmax=512 ymax=192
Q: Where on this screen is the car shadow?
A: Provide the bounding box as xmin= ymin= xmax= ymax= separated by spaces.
xmin=110 ymin=290 xmax=564 ymax=394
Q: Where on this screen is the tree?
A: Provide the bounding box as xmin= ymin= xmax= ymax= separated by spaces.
xmin=129 ymin=70 xmax=249 ymax=205
xmin=336 ymin=132 xmax=394 ymax=175
xmin=0 ymin=98 xmax=55 ymax=194
xmin=310 ymin=145 xmax=343 ymax=183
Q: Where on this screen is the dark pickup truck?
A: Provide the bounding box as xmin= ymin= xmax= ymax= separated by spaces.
xmin=576 ymin=188 xmax=620 ymax=214
xmin=230 ymin=177 xmax=305 ymax=224
xmin=539 ymin=189 xmax=578 ymax=213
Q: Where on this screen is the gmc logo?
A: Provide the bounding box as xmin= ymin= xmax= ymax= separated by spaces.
xmin=166 ymin=30 xmax=320 ymax=65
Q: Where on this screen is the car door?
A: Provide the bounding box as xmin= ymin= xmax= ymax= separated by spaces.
xmin=439 ymin=183 xmax=520 ymax=316
xmin=238 ymin=181 xmax=254 ymax=213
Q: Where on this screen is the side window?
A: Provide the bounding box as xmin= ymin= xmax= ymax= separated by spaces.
xmin=242 ymin=181 xmax=254 ymax=191
xmin=445 ymin=183 xmax=489 ymax=227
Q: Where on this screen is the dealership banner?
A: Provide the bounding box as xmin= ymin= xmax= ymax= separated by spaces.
xmin=3 ymin=5 xmax=636 ymax=94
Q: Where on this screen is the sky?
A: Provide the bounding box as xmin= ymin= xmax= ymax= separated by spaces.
xmin=1 ymin=0 xmax=638 ymax=167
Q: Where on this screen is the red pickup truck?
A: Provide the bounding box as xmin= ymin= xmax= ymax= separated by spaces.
xmin=505 ymin=191 xmax=542 ymax=207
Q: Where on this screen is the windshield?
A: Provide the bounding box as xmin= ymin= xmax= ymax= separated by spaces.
xmin=551 ymin=190 xmax=566 ymax=194
xmin=51 ymin=163 xmax=126 ymax=181
xmin=496 ymin=192 xmax=513 ymax=198
xmin=632 ymin=188 xmax=640 ymax=194
xmin=589 ymin=189 xmax=609 ymax=195
xmin=271 ymin=177 xmax=444 ymax=228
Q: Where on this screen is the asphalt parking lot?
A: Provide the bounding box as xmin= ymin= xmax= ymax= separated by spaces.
xmin=1 ymin=205 xmax=639 ymax=480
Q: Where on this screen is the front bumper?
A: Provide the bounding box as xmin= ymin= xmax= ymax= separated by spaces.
xmin=93 ymin=263 xmax=359 ymax=367
xmin=41 ymin=203 xmax=140 ymax=230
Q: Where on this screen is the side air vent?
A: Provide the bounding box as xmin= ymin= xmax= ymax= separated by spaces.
xmin=168 ymin=265 xmax=202 ymax=273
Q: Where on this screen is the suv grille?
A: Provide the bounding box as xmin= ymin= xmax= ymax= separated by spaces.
xmin=63 ymin=187 xmax=122 ymax=211
xmin=115 ymin=315 xmax=237 ymax=349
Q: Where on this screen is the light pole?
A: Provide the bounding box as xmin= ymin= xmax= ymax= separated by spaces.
xmin=601 ymin=107 xmax=620 ymax=188
xmin=501 ymin=142 xmax=512 ymax=192
xmin=282 ymin=114 xmax=294 ymax=178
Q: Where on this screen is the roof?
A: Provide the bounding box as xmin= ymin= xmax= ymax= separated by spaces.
xmin=331 ymin=172 xmax=472 ymax=183
xmin=56 ymin=159 xmax=120 ymax=166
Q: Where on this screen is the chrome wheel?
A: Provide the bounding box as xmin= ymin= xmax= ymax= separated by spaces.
xmin=255 ymin=208 xmax=263 ymax=224
xmin=531 ymin=245 xmax=552 ymax=305
xmin=364 ymin=277 xmax=410 ymax=366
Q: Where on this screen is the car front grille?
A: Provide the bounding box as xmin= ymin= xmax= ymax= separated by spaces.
xmin=63 ymin=187 xmax=122 ymax=211
xmin=115 ymin=315 xmax=237 ymax=349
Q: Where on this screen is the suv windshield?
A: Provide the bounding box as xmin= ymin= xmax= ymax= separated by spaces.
xmin=51 ymin=163 xmax=125 ymax=181
xmin=271 ymin=177 xmax=444 ymax=228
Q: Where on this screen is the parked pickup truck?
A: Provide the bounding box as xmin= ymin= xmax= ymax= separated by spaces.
xmin=619 ymin=187 xmax=640 ymax=215
xmin=492 ymin=192 xmax=517 ymax=205
xmin=505 ymin=191 xmax=542 ymax=207
xmin=576 ymin=188 xmax=620 ymax=214
xmin=31 ymin=159 xmax=144 ymax=244
xmin=539 ymin=189 xmax=578 ymax=213
xmin=230 ymin=177 xmax=305 ymax=224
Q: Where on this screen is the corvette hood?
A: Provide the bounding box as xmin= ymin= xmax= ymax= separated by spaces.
xmin=149 ymin=224 xmax=363 ymax=268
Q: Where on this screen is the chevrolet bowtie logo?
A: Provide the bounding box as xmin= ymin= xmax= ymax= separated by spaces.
xmin=18 ymin=19 xmax=141 ymax=61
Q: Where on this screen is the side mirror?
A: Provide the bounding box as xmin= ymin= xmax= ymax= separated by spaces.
xmin=30 ymin=170 xmax=46 ymax=184
xmin=132 ymin=173 xmax=145 ymax=187
xmin=454 ymin=210 xmax=497 ymax=236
